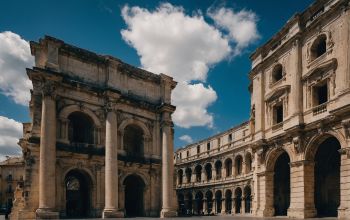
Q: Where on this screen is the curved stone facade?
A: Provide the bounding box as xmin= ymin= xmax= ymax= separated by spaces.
xmin=175 ymin=0 xmax=350 ymax=218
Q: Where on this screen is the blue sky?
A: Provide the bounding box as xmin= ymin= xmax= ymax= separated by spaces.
xmin=0 ymin=0 xmax=314 ymax=157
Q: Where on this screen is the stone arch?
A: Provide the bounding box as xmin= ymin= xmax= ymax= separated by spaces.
xmin=244 ymin=185 xmax=252 ymax=214
xmin=120 ymin=171 xmax=150 ymax=188
xmin=194 ymin=164 xmax=202 ymax=182
xmin=204 ymin=163 xmax=212 ymax=181
xmin=64 ymin=168 xmax=94 ymax=218
xmin=123 ymin=174 xmax=146 ymax=217
xmin=224 ymin=158 xmax=233 ymax=177
xmin=185 ymin=167 xmax=192 ymax=183
xmin=214 ymin=160 xmax=222 ymax=179
xmin=234 ymin=187 xmax=243 ymax=214
xmin=234 ymin=154 xmax=244 ymax=176
xmin=271 ymin=63 xmax=284 ymax=83
xmin=265 ymin=146 xmax=293 ymax=171
xmin=205 ymin=190 xmax=214 ymax=214
xmin=118 ymin=118 xmax=151 ymax=137
xmin=310 ymin=34 xmax=327 ymax=61
xmin=215 ymin=190 xmax=223 ymax=214
xmin=304 ymin=131 xmax=346 ymax=161
xmin=177 ymin=192 xmax=185 ymax=216
xmin=59 ymin=104 xmax=101 ymax=127
xmin=62 ymin=166 xmax=96 ymax=188
xmin=245 ymin=152 xmax=253 ymax=173
xmin=119 ymin=118 xmax=152 ymax=155
xmin=225 ymin=189 xmax=233 ymax=214
xmin=194 ymin=190 xmax=204 ymax=215
xmin=304 ymin=133 xmax=342 ymax=217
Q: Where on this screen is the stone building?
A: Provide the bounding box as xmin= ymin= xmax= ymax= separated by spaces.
xmin=0 ymin=157 xmax=24 ymax=212
xmin=10 ymin=36 xmax=177 ymax=219
xmin=175 ymin=0 xmax=350 ymax=218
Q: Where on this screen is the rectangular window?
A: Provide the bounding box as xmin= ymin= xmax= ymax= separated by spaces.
xmin=273 ymin=103 xmax=283 ymax=124
xmin=207 ymin=142 xmax=211 ymax=151
xmin=313 ymin=83 xmax=328 ymax=106
xmin=186 ymin=151 xmax=189 ymax=157
xmin=197 ymin=145 xmax=200 ymax=154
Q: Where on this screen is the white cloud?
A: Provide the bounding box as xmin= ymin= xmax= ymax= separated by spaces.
xmin=179 ymin=135 xmax=193 ymax=144
xmin=0 ymin=116 xmax=22 ymax=160
xmin=121 ymin=3 xmax=259 ymax=128
xmin=208 ymin=7 xmax=259 ymax=54
xmin=0 ymin=31 xmax=34 ymax=105
xmin=172 ymin=83 xmax=217 ymax=128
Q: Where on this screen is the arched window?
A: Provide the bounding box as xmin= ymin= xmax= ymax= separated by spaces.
xmin=68 ymin=112 xmax=94 ymax=144
xmin=215 ymin=160 xmax=222 ymax=179
xmin=225 ymin=158 xmax=232 ymax=177
xmin=185 ymin=167 xmax=192 ymax=183
xmin=195 ymin=165 xmax=202 ymax=182
xmin=272 ymin=64 xmax=283 ymax=83
xmin=245 ymin=153 xmax=253 ymax=173
xmin=205 ymin=163 xmax=212 ymax=181
xmin=310 ymin=34 xmax=327 ymax=61
xmin=235 ymin=155 xmax=243 ymax=176
xmin=177 ymin=169 xmax=183 ymax=185
xmin=124 ymin=124 xmax=144 ymax=157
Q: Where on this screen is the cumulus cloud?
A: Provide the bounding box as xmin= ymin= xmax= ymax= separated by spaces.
xmin=120 ymin=3 xmax=259 ymax=128
xmin=0 ymin=116 xmax=22 ymax=160
xmin=179 ymin=135 xmax=193 ymax=144
xmin=208 ymin=7 xmax=260 ymax=54
xmin=0 ymin=31 xmax=34 ymax=105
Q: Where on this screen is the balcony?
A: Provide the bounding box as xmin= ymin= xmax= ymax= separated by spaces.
xmin=313 ymin=103 xmax=327 ymax=115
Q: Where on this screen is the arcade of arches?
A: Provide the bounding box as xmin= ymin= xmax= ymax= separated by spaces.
xmin=176 ymin=134 xmax=350 ymax=218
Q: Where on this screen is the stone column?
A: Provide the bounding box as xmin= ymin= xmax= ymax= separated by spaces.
xmin=242 ymin=197 xmax=245 ymax=214
xmin=232 ymin=197 xmax=235 ymax=215
xmin=36 ymin=82 xmax=59 ymax=219
xmin=288 ymin=160 xmax=316 ymax=218
xmin=221 ymin=198 xmax=226 ymax=214
xmin=203 ymin=199 xmax=207 ymax=215
xmin=201 ymin=169 xmax=206 ymax=182
xmin=256 ymin=171 xmax=274 ymax=217
xmin=212 ymin=168 xmax=217 ymax=180
xmin=103 ymin=110 xmax=123 ymax=218
xmin=160 ymin=117 xmax=177 ymax=217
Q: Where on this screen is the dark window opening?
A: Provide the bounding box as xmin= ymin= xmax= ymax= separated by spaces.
xmin=197 ymin=145 xmax=200 ymax=154
xmin=207 ymin=142 xmax=211 ymax=151
xmin=124 ymin=125 xmax=144 ymax=158
xmin=274 ymin=104 xmax=283 ymax=124
xmin=272 ymin=64 xmax=283 ymax=83
xmin=228 ymin=134 xmax=232 ymax=142
xmin=314 ymin=83 xmax=328 ymax=106
xmin=68 ymin=112 xmax=94 ymax=144
xmin=311 ymin=35 xmax=327 ymax=60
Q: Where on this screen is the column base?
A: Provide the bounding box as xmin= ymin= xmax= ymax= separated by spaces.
xmin=36 ymin=208 xmax=59 ymax=219
xmin=102 ymin=209 xmax=124 ymax=218
xmin=160 ymin=208 xmax=177 ymax=218
xmin=288 ymin=207 xmax=317 ymax=218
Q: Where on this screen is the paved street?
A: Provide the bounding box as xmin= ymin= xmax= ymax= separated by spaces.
xmin=60 ymin=217 xmax=338 ymax=220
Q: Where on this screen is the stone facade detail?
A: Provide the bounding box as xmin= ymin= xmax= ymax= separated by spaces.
xmin=175 ymin=0 xmax=350 ymax=219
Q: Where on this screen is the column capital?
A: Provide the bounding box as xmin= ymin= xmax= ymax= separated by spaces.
xmin=40 ymin=80 xmax=57 ymax=99
xmin=289 ymin=160 xmax=314 ymax=167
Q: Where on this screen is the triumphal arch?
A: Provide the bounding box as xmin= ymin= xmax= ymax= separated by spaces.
xmin=10 ymin=36 xmax=177 ymax=219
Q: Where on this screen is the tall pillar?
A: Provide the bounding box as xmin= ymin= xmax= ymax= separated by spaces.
xmin=103 ymin=110 xmax=123 ymax=218
xmin=221 ymin=198 xmax=226 ymax=214
xmin=201 ymin=169 xmax=206 ymax=182
xmin=36 ymin=83 xmax=59 ymax=219
xmin=288 ymin=160 xmax=316 ymax=218
xmin=203 ymin=199 xmax=207 ymax=215
xmin=160 ymin=110 xmax=177 ymax=217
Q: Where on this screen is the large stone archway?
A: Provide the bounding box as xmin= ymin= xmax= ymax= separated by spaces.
xmin=273 ymin=151 xmax=290 ymax=216
xmin=65 ymin=169 xmax=92 ymax=218
xmin=123 ymin=174 xmax=146 ymax=217
xmin=314 ymin=136 xmax=341 ymax=217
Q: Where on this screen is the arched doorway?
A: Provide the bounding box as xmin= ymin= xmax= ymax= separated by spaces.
xmin=235 ymin=187 xmax=242 ymax=214
xmin=244 ymin=186 xmax=252 ymax=213
xmin=225 ymin=190 xmax=232 ymax=214
xmin=65 ymin=169 xmax=91 ymax=218
xmin=215 ymin=160 xmax=222 ymax=179
xmin=177 ymin=193 xmax=185 ymax=216
xmin=205 ymin=191 xmax=213 ymax=214
xmin=185 ymin=192 xmax=193 ymax=215
xmin=194 ymin=191 xmax=203 ymax=215
xmin=235 ymin=155 xmax=243 ymax=176
xmin=225 ymin=158 xmax=232 ymax=177
xmin=273 ymin=151 xmax=290 ymax=216
xmin=185 ymin=167 xmax=192 ymax=183
xmin=314 ymin=136 xmax=340 ymax=217
xmin=205 ymin=163 xmax=212 ymax=181
xmin=123 ymin=174 xmax=145 ymax=217
xmin=215 ymin=190 xmax=222 ymax=214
